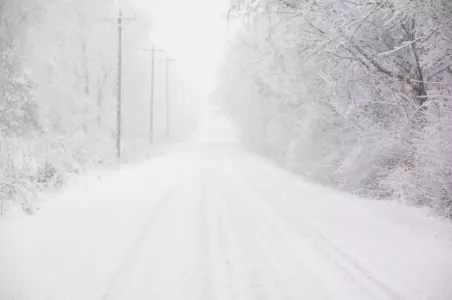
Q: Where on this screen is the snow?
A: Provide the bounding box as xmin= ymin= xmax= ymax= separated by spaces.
xmin=1 ymin=107 xmax=452 ymax=300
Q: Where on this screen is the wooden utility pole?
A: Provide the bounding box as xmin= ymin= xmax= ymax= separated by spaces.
xmin=143 ymin=45 xmax=164 ymax=145
xmin=103 ymin=9 xmax=135 ymax=159
xmin=116 ymin=10 xmax=123 ymax=159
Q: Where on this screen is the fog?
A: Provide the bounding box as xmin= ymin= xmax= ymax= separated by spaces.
xmin=1 ymin=1 xmax=452 ymax=300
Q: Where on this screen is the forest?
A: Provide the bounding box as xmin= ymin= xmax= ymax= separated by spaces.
xmin=3 ymin=0 xmax=452 ymax=218
xmin=0 ymin=0 xmax=192 ymax=214
xmin=215 ymin=0 xmax=452 ymax=217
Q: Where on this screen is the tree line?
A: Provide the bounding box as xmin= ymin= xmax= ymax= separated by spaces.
xmin=215 ymin=0 xmax=452 ymax=217
xmin=0 ymin=0 xmax=158 ymax=215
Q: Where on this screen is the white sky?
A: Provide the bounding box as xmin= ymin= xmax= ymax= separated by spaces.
xmin=152 ymin=0 xmax=231 ymax=99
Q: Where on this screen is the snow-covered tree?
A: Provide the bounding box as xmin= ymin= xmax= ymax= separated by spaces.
xmin=217 ymin=0 xmax=452 ymax=215
xmin=0 ymin=0 xmax=162 ymax=215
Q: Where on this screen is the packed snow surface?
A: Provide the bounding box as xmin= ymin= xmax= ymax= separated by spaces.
xmin=1 ymin=106 xmax=452 ymax=300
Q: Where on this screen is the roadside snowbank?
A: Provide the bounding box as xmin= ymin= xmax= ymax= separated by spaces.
xmin=0 ymin=152 xmax=186 ymax=300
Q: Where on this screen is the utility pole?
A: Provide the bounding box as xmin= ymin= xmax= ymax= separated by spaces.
xmin=103 ymin=8 xmax=135 ymax=159
xmin=143 ymin=45 xmax=164 ymax=145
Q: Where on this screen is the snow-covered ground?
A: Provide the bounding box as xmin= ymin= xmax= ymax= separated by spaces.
xmin=1 ymin=107 xmax=452 ymax=300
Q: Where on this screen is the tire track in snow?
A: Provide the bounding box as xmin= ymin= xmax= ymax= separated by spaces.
xmin=240 ymin=170 xmax=405 ymax=300
xmin=101 ymin=172 xmax=184 ymax=300
xmin=203 ymin=170 xmax=232 ymax=300
xmin=218 ymin=161 xmax=283 ymax=300
xmin=202 ymin=161 xmax=282 ymax=300
xmin=215 ymin=179 xmax=250 ymax=300
xmin=201 ymin=164 xmax=251 ymax=300
xmin=226 ymin=174 xmax=328 ymax=300
xmin=211 ymin=167 xmax=291 ymax=300
xmin=209 ymin=169 xmax=259 ymax=300
xmin=194 ymin=170 xmax=216 ymax=299
xmin=240 ymin=194 xmax=329 ymax=299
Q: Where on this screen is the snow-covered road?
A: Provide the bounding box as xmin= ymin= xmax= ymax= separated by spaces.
xmin=2 ymin=109 xmax=452 ymax=300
